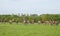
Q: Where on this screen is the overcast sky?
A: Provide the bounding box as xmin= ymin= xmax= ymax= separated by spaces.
xmin=0 ymin=0 xmax=60 ymax=15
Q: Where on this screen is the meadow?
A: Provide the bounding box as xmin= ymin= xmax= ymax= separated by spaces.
xmin=0 ymin=23 xmax=60 ymax=36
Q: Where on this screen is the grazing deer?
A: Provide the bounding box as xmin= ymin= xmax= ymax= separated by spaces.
xmin=54 ymin=21 xmax=59 ymax=25
xmin=45 ymin=21 xmax=50 ymax=24
xmin=9 ymin=19 xmax=14 ymax=24
xmin=23 ymin=20 xmax=27 ymax=24
xmin=27 ymin=20 xmax=30 ymax=24
xmin=9 ymin=20 xmax=12 ymax=24
xmin=31 ymin=20 xmax=34 ymax=24
xmin=38 ymin=20 xmax=42 ymax=24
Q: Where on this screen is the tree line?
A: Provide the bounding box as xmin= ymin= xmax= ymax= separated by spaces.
xmin=0 ymin=14 xmax=60 ymax=25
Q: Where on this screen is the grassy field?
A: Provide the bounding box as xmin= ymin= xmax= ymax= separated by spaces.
xmin=0 ymin=23 xmax=60 ymax=36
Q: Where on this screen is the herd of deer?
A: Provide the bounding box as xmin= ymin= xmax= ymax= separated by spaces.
xmin=0 ymin=19 xmax=59 ymax=25
xmin=23 ymin=20 xmax=59 ymax=25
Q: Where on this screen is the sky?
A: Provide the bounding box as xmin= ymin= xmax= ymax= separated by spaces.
xmin=0 ymin=0 xmax=60 ymax=15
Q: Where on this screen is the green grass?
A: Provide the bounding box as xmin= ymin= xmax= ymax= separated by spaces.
xmin=0 ymin=23 xmax=60 ymax=36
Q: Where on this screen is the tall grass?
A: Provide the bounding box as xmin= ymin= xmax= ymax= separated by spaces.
xmin=0 ymin=23 xmax=60 ymax=36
